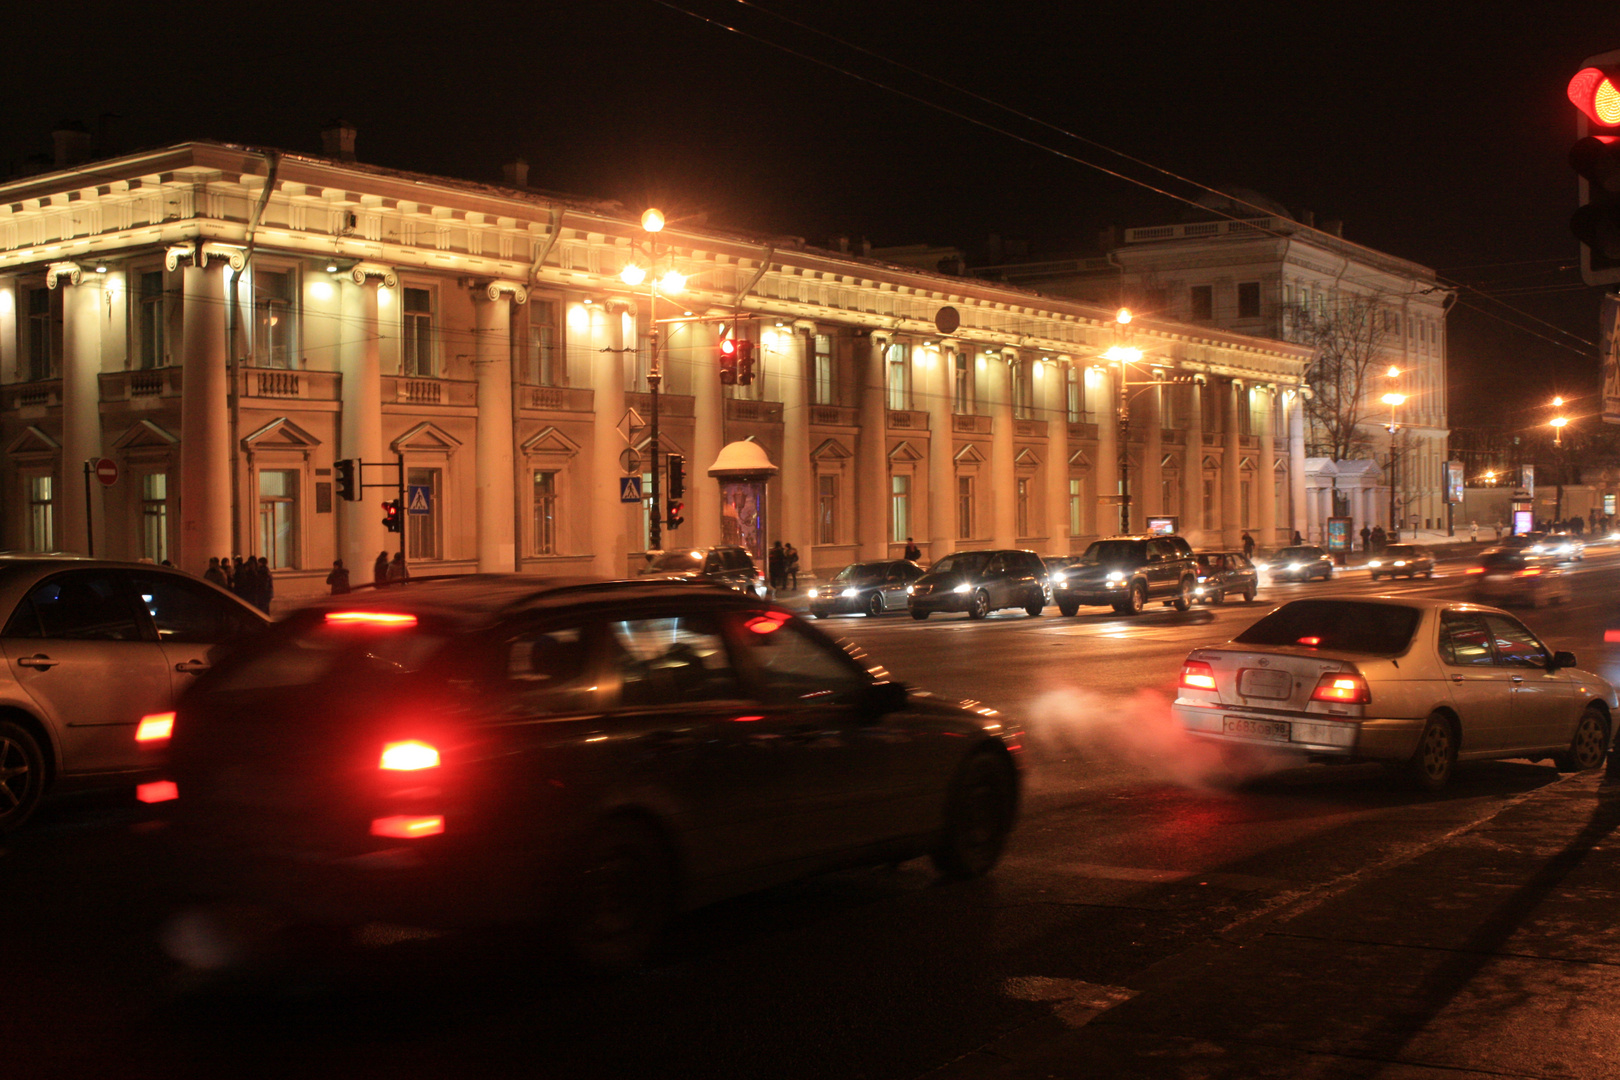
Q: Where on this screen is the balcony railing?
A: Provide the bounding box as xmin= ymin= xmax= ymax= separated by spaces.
xmin=384 ymin=375 xmax=478 ymax=407
xmin=6 ymin=378 xmax=60 ymax=410
xmin=726 ymin=398 xmax=784 ymax=424
xmin=1068 ymin=421 xmax=1098 ymax=440
xmin=1014 ymin=418 xmax=1047 ymax=438
xmin=100 ymin=368 xmax=181 ymax=402
xmin=523 ymin=385 xmax=594 ymax=412
xmin=239 ymin=366 xmax=342 ymax=401
xmin=626 ymin=391 xmax=695 ymax=419
xmin=953 ymin=414 xmax=992 ymax=434
xmin=810 ymin=404 xmax=857 ymax=426
xmin=888 ymin=409 xmax=928 ymax=430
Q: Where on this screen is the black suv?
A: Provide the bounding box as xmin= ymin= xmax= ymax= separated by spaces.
xmin=1052 ymin=535 xmax=1197 ymax=615
xmin=907 ymin=549 xmax=1048 ymax=620
xmin=640 ymin=545 xmax=767 ymax=598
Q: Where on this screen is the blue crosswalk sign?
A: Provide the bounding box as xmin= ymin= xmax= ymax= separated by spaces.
xmin=407 ymin=484 xmax=432 ymax=515
xmin=619 ymin=476 xmax=642 ymax=503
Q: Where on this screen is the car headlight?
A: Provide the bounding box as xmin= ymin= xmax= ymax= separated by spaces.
xmin=1194 ymin=586 xmax=1206 ymax=595
xmin=1106 ymin=571 xmax=1126 ymax=582
xmin=1052 ymin=573 xmax=1066 ymax=585
xmin=1393 ymin=560 xmax=1406 ymax=567
xmin=906 ymin=585 xmax=914 ymax=594
xmin=1368 ymin=560 xmax=1381 ymax=567
xmin=808 ymin=587 xmax=820 ymax=598
xmin=1287 ymin=563 xmax=1301 ymax=571
xmin=953 ymin=583 xmax=972 ymax=594
xmin=841 ymin=587 xmax=860 ymax=598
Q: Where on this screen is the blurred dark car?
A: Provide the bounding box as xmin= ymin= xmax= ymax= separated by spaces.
xmin=1467 ymin=548 xmax=1572 ymax=608
xmin=907 ymin=549 xmax=1047 ymax=620
xmin=808 ymin=560 xmax=925 ymax=617
xmin=1191 ymin=550 xmax=1258 ymax=604
xmin=1265 ymin=545 xmax=1334 ymax=582
xmin=639 ymin=545 xmax=768 ymax=598
xmin=1526 ymin=532 xmax=1584 ymax=562
xmin=160 ymin=577 xmax=1021 ymax=971
xmin=1366 ymin=543 xmax=1434 ymax=581
xmin=1052 ymin=535 xmax=1196 ymax=616
xmin=0 ymin=556 xmax=268 ymax=831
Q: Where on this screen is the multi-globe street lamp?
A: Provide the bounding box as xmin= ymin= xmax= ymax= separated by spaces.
xmin=619 ymin=208 xmax=686 ymax=551
xmin=1103 ymin=307 xmax=1164 ymax=535
xmin=1382 ymin=389 xmax=1407 ymax=540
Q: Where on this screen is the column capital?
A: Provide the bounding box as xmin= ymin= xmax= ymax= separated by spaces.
xmin=165 ymin=241 xmax=245 ymax=272
xmin=349 ymin=262 xmax=400 ymax=289
xmin=479 ymin=278 xmax=529 ymax=304
xmin=44 ymin=261 xmax=81 ymax=289
xmin=792 ymin=318 xmax=817 ymax=332
xmin=869 ymin=329 xmax=893 ymax=346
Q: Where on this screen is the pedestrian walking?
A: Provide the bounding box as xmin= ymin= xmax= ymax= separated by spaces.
xmin=326 ymin=558 xmax=351 ymax=595
xmin=374 ymin=550 xmax=391 ymax=588
xmin=903 ymin=536 xmax=922 ymax=562
xmin=203 ymin=557 xmax=227 ymax=587
xmin=1494 ymin=520 xmax=1503 ymax=540
xmin=1370 ymin=525 xmax=1385 ymax=552
xmin=1469 ymin=521 xmax=1478 ymax=542
xmin=768 ymin=541 xmax=786 ymax=590
xmin=1359 ymin=525 xmax=1372 ymax=552
xmin=232 ymin=556 xmax=257 ymax=602
xmin=1241 ymin=531 xmax=1255 ymax=559
xmin=388 ymin=551 xmax=408 ymax=585
xmin=218 ymin=554 xmax=234 ymax=589
xmin=1292 ymin=529 xmax=1304 ymax=546
xmin=785 ymin=544 xmax=800 ymax=590
xmin=256 ymin=556 xmax=274 ymax=613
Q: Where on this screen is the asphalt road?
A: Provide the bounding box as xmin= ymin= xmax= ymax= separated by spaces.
xmin=8 ymin=546 xmax=1620 ymax=1080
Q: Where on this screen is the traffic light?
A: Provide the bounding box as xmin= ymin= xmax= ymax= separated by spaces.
xmin=667 ymin=453 xmax=685 ymax=499
xmin=382 ymin=499 xmax=402 ymax=533
xmin=334 ymin=458 xmax=358 ymax=501
xmin=735 ymin=340 xmax=756 ymax=385
xmin=719 ymin=338 xmax=738 ymax=385
xmin=1568 ymin=56 xmax=1620 ymax=284
xmin=665 ymin=500 xmax=685 ymax=531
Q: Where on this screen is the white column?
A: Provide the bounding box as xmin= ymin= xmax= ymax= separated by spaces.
xmin=1141 ymin=381 xmax=1162 ymax=532
xmin=691 ymin=319 xmax=725 ymax=549
xmin=927 ymin=343 xmax=957 ymax=561
xmin=1289 ymin=390 xmax=1308 ymax=540
xmin=59 ymin=279 xmax=102 ymax=557
xmin=179 ymin=260 xmax=232 ymax=575
xmin=590 ymin=302 xmax=627 ymax=574
xmin=474 ymin=291 xmax=515 ymax=571
xmin=991 ymin=350 xmax=1017 ymax=548
xmin=857 ymin=332 xmax=890 ymax=558
xmin=1097 ymin=365 xmax=1120 ymax=536
xmin=1183 ymin=379 xmax=1204 ymax=545
xmin=1257 ymin=387 xmax=1277 ymax=550
xmin=1045 ymin=360 xmax=1070 ymax=555
xmin=1221 ymin=379 xmax=1242 ymax=547
xmin=339 ymin=278 xmax=386 ymax=583
xmin=781 ymin=324 xmax=813 ymax=557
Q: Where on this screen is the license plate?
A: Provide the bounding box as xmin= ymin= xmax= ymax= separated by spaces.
xmin=1224 ymin=716 xmax=1290 ymax=741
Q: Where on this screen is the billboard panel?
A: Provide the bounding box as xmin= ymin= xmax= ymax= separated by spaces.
xmin=1605 ymin=292 xmax=1620 ymax=424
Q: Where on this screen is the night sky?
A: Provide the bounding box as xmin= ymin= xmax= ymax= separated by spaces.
xmin=4 ymin=0 xmax=1617 ymax=431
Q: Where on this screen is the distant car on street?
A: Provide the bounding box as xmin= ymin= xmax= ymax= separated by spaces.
xmin=1264 ymin=545 xmax=1334 ymax=582
xmin=1173 ymin=597 xmax=1615 ymax=790
xmin=1466 ymin=548 xmax=1572 ymax=608
xmin=907 ymin=549 xmax=1048 ymax=620
xmin=1051 ymin=535 xmax=1197 ymax=616
xmin=639 ymin=545 xmax=768 ymax=598
xmin=808 ymin=560 xmax=925 ymax=617
xmin=1366 ymin=543 xmax=1435 ymax=581
xmin=1191 ymin=551 xmax=1258 ymax=604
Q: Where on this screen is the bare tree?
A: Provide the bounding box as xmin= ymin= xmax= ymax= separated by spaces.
xmin=1287 ymin=294 xmax=1393 ymax=462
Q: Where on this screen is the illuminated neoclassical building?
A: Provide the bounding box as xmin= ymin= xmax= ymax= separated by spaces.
xmin=0 ymin=135 xmax=1312 ymax=603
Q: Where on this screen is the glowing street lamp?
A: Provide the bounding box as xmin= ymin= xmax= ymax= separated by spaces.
xmin=620 ymin=208 xmax=686 ymax=550
xmin=1381 ymin=390 xmax=1408 ymax=539
xmin=1552 ymin=414 xmax=1570 ymax=447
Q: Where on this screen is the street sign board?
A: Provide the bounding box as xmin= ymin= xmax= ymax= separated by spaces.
xmin=619 ymin=448 xmax=643 ymax=474
xmin=619 ymin=476 xmax=643 ymax=503
xmin=93 ymin=458 xmax=119 ymax=487
xmin=406 ymin=484 xmax=432 ymax=515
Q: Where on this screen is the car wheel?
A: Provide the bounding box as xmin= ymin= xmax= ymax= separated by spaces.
xmin=560 ymin=814 xmax=677 ymax=974
xmin=931 ymin=749 xmax=1017 ymax=880
xmin=1406 ymin=713 xmax=1456 ymax=792
xmin=965 ymin=589 xmax=991 ymax=620
xmin=1172 ymin=578 xmax=1192 ymax=612
xmin=1555 ymin=707 xmax=1608 ymax=772
xmin=911 ymin=610 xmax=929 ymax=620
xmin=1210 ymin=588 xmax=1225 ymax=605
xmin=810 ymin=611 xmax=824 ymax=619
xmin=0 ymin=721 xmax=46 ymax=833
xmin=866 ymin=591 xmax=884 ymax=617
xmin=1114 ymin=582 xmax=1146 ymax=616
xmin=1243 ymin=586 xmax=1257 ymax=603
xmin=1025 ymin=590 xmax=1044 ymax=617
xmin=1369 ymin=572 xmax=1380 ymax=582
xmin=1057 ymin=600 xmax=1078 ymax=617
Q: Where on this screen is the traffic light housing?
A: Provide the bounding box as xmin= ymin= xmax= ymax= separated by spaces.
xmin=1569 ymin=55 xmax=1620 ymax=284
xmin=735 ymin=340 xmax=756 ymax=385
xmin=334 ymin=458 xmax=358 ymax=501
xmin=382 ymin=499 xmax=402 ymax=533
xmin=667 ymin=453 xmax=685 ymax=499
xmin=665 ymin=500 xmax=684 ymax=531
xmin=719 ymin=338 xmax=738 ymax=385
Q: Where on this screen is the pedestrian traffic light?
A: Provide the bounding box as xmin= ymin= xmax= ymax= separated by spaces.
xmin=382 ymin=499 xmax=402 ymax=533
xmin=334 ymin=458 xmax=358 ymax=501
xmin=1568 ymin=55 xmax=1620 ymax=284
xmin=719 ymin=338 xmax=738 ymax=385
xmin=667 ymin=453 xmax=685 ymax=499
xmin=665 ymin=500 xmax=684 ymax=531
xmin=735 ymin=340 xmax=756 ymax=385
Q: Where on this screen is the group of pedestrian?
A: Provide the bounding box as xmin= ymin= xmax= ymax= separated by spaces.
xmin=1357 ymin=525 xmax=1390 ymax=554
xmin=366 ymin=549 xmax=409 ymax=590
xmin=767 ymin=541 xmax=800 ymax=592
xmin=203 ymin=554 xmax=275 ymax=613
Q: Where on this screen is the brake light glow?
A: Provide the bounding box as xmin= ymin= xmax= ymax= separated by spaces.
xmin=135 ymin=712 xmax=175 ymax=743
xmin=370 ymin=815 xmax=444 ymax=839
xmin=1311 ymin=673 xmax=1371 ymax=705
xmin=1517 ymin=568 xmax=1543 ymax=577
xmin=379 ymin=740 xmax=440 ymax=771
xmin=1465 ymin=567 xmax=1484 ymax=574
xmin=1179 ymin=660 xmax=1217 ymax=691
xmin=1297 ymin=636 xmax=1322 ymax=647
xmin=325 ymin=611 xmax=418 ymax=627
xmin=137 ymin=780 xmax=178 ymax=803
xmin=745 ymin=614 xmax=786 ymax=634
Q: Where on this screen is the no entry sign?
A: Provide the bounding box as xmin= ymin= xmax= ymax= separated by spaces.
xmin=93 ymin=457 xmax=119 ymax=487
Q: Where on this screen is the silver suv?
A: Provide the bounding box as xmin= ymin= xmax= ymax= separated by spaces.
xmin=1051 ymin=535 xmax=1197 ymax=615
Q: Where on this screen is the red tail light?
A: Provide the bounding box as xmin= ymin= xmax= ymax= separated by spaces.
xmin=135 ymin=712 xmax=175 ymax=743
xmin=326 ymin=611 xmax=418 ymax=628
xmin=137 ymin=780 xmax=178 ymax=803
xmin=370 ymin=815 xmax=444 ymax=839
xmin=1465 ymin=567 xmax=1485 ymax=575
xmin=1297 ymin=636 xmax=1322 ymax=647
xmin=380 ymin=740 xmax=440 ymax=771
xmin=1311 ymin=672 xmax=1371 ymax=705
xmin=1179 ymin=660 xmax=1217 ymax=691
xmin=1517 ymin=568 xmax=1543 ymax=577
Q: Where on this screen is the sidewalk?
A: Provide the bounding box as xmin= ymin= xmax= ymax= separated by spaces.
xmin=932 ymin=769 xmax=1620 ymax=1079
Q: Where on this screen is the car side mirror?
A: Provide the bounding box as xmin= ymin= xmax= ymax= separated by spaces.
xmin=862 ymin=680 xmax=908 ymax=718
xmin=1551 ymin=650 xmax=1577 ymax=671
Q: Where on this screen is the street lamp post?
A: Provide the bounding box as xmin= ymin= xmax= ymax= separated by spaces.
xmin=1382 ymin=390 xmax=1407 ymax=541
xmin=1551 ymin=403 xmax=1570 ymax=523
xmin=620 ymin=208 xmax=685 ymax=552
xmin=1103 ymin=308 xmax=1153 ymax=535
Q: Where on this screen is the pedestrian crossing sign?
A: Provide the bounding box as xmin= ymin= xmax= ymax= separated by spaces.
xmin=619 ymin=476 xmax=643 ymax=503
xmin=407 ymin=484 xmax=432 ymax=515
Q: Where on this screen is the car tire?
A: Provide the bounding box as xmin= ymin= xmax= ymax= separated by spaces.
xmin=1554 ymin=707 xmax=1608 ymax=772
xmin=1057 ymin=600 xmax=1079 ymax=617
xmin=0 ymin=721 xmax=46 ymax=833
xmin=931 ymin=749 xmax=1017 ymax=880
xmin=1172 ymin=578 xmax=1192 ymax=612
xmin=1209 ymin=588 xmax=1225 ymax=605
xmin=1025 ymin=595 xmax=1043 ymax=617
xmin=866 ymin=591 xmax=884 ymax=617
xmin=1406 ymin=713 xmax=1456 ymax=792
xmin=1243 ymin=586 xmax=1257 ymax=603
xmin=810 ymin=611 xmax=824 ymax=619
xmin=1114 ymin=582 xmax=1146 ymax=616
xmin=1369 ymin=572 xmax=1380 ymax=582
xmin=967 ymin=590 xmax=991 ymax=620
xmin=911 ymin=610 xmax=929 ymax=620
xmin=560 ymin=814 xmax=677 ymax=974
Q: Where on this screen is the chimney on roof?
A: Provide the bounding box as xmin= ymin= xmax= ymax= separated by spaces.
xmin=858 ymin=237 xmax=871 ymax=257
xmin=52 ymin=121 xmax=92 ymax=168
xmin=1299 ymin=209 xmax=1316 ymax=228
xmin=502 ymin=158 xmax=529 ymax=188
xmin=831 ymin=234 xmax=849 ymax=253
xmin=1322 ymin=218 xmax=1344 ymax=238
xmin=321 ymin=120 xmax=357 ymax=162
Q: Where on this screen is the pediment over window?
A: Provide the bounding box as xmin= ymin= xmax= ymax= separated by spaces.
xmin=954 ymin=443 xmax=987 ymax=464
xmin=889 ymin=440 xmax=924 ymax=463
xmin=1014 ymin=448 xmax=1040 ymax=468
xmin=633 ymin=432 xmax=685 ymax=457
xmin=1203 ymin=456 xmax=1221 ymax=470
xmin=522 ymin=425 xmax=582 ymax=458
xmin=1068 ymin=449 xmax=1091 ymax=467
xmin=242 ymin=417 xmax=321 ymax=452
xmin=1239 ymin=457 xmax=1255 ymax=471
xmin=811 ymin=437 xmax=852 ymax=461
xmin=391 ymin=422 xmax=462 ymax=454
xmin=7 ymin=425 xmax=59 ymax=455
xmin=1160 ymin=453 xmax=1179 ymax=469
xmin=111 ymin=419 xmax=178 ymax=450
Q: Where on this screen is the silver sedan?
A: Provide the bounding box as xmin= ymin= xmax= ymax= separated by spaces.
xmin=1173 ymin=596 xmax=1617 ymax=789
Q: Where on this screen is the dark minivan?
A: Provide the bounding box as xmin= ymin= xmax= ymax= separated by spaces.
xmin=907 ymin=549 xmax=1048 ymax=620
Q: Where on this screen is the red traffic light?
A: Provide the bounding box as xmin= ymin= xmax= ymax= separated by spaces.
xmin=719 ymin=339 xmax=738 ymax=385
xmin=1570 ymin=67 xmax=1620 ymax=128
xmin=736 ymin=340 xmax=756 ymax=385
xmin=382 ymin=499 xmax=402 ymax=533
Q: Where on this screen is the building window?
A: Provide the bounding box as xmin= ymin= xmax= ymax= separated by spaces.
xmin=27 ymin=476 xmax=53 ymax=552
xmin=891 ymin=474 xmax=910 ymax=543
xmin=533 ymin=470 xmax=558 ymax=555
xmin=24 ymin=287 xmax=61 ymax=381
xmin=1015 ymin=477 xmax=1031 ymax=537
xmin=137 ymin=271 xmax=166 ymax=370
xmin=257 ymin=470 xmax=299 ymax=570
xmin=1069 ymin=478 xmax=1084 ymax=535
xmin=817 ymin=474 xmax=838 ymax=545
xmin=1012 ymin=360 xmax=1033 ymax=419
xmin=1237 ymin=281 xmax=1261 ymax=319
xmin=814 ymin=333 xmax=833 ymax=405
xmin=253 ymin=268 xmax=296 ymax=368
xmin=954 ymin=351 xmax=973 ymax=414
xmin=886 ymin=342 xmax=911 ymax=411
xmin=1241 ymin=479 xmax=1252 ymax=528
xmin=407 ymin=467 xmax=441 ymax=559
xmin=1190 ymin=284 xmax=1214 ymax=321
xmin=402 ymin=287 xmax=435 ymax=376
xmin=958 ymin=475 xmax=975 ymax=539
xmin=522 ymin=300 xmax=564 ymax=386
xmin=1066 ymin=365 xmax=1083 ymax=422
xmin=1203 ymin=477 xmax=1215 ymax=523
xmin=142 ymin=473 xmax=168 ymax=564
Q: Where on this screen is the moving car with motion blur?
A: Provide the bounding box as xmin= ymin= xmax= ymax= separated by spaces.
xmin=808 ymin=560 xmax=925 ymax=617
xmin=1191 ymin=551 xmax=1258 ymax=604
xmin=1530 ymin=532 xmax=1584 ymax=562
xmin=1466 ymin=548 xmax=1571 ymax=608
xmin=0 ymin=556 xmax=269 ymax=831
xmin=1173 ymin=597 xmax=1615 ymax=790
xmin=1366 ymin=543 xmax=1435 ymax=581
xmin=1051 ymin=535 xmax=1197 ymax=616
xmin=159 ymin=577 xmax=1022 ymax=971
xmin=639 ymin=545 xmax=768 ymax=598
xmin=907 ymin=549 xmax=1048 ymax=620
xmin=1264 ymin=545 xmax=1335 ymax=582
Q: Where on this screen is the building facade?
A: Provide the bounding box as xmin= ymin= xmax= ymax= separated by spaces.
xmin=0 ymin=140 xmax=1312 ymax=604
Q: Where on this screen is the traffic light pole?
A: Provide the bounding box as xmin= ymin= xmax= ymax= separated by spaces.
xmin=648 ymin=280 xmax=663 ymax=553
xmin=396 ymin=450 xmax=408 ymax=572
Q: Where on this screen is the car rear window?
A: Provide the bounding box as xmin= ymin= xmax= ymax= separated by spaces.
xmin=1234 ymin=600 xmax=1421 ymax=655
xmin=205 ymin=617 xmax=449 ymax=691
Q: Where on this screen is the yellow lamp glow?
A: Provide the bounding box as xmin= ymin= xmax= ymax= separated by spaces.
xmin=620 ymin=264 xmax=647 ymax=286
xmin=641 ymin=208 xmax=665 ymax=233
